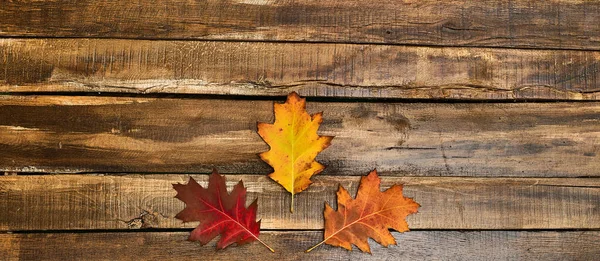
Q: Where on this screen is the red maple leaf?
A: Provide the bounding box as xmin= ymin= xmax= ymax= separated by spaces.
xmin=173 ymin=169 xmax=274 ymax=252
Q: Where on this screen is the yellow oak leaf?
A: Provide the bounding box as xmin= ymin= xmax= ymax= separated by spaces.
xmin=258 ymin=92 xmax=334 ymax=212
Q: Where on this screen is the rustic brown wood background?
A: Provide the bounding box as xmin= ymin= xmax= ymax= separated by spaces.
xmin=1 ymin=1 xmax=599 ymax=260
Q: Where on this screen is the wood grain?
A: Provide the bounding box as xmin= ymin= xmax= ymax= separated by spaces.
xmin=1 ymin=231 xmax=599 ymax=260
xmin=2 ymin=39 xmax=600 ymax=100
xmin=1 ymin=1 xmax=600 ymax=50
xmin=2 ymin=95 xmax=600 ymax=176
xmin=0 ymin=174 xmax=598 ymax=231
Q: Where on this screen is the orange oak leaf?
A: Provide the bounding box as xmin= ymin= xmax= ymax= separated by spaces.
xmin=306 ymin=169 xmax=420 ymax=253
xmin=258 ymin=92 xmax=334 ymax=212
xmin=173 ymin=169 xmax=274 ymax=252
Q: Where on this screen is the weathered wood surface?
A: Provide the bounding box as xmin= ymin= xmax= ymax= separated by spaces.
xmin=1 ymin=1 xmax=600 ymax=50
xmin=1 ymin=174 xmax=598 ymax=231
xmin=2 ymin=39 xmax=600 ymax=100
xmin=1 ymin=231 xmax=598 ymax=260
xmin=2 ymin=2 xmax=598 ymax=260
xmin=2 ymin=96 xmax=600 ymax=176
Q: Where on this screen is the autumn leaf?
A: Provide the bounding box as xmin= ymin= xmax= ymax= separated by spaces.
xmin=306 ymin=169 xmax=420 ymax=253
xmin=173 ymin=169 xmax=274 ymax=252
xmin=258 ymin=92 xmax=334 ymax=212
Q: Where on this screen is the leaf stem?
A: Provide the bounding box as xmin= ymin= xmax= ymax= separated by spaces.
xmin=290 ymin=193 xmax=294 ymax=213
xmin=256 ymin=236 xmax=275 ymax=252
xmin=305 ymin=240 xmax=326 ymax=253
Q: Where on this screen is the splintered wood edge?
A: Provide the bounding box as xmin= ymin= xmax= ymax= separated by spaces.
xmin=0 ymin=174 xmax=598 ymax=231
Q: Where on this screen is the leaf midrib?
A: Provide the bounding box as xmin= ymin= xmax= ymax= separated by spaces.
xmin=324 ymin=199 xmax=413 ymax=245
xmin=194 ymin=185 xmax=257 ymax=242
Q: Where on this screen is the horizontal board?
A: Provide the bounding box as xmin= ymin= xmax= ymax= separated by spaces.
xmin=0 ymin=175 xmax=598 ymax=231
xmin=0 ymin=1 xmax=599 ymax=50
xmin=2 ymin=96 xmax=600 ymax=176
xmin=1 ymin=231 xmax=599 ymax=260
xmin=1 ymin=39 xmax=600 ymax=100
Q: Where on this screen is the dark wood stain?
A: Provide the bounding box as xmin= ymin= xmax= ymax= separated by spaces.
xmin=2 ymin=96 xmax=600 ymax=176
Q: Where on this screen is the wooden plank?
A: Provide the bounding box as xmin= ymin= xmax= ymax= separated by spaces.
xmin=0 ymin=175 xmax=598 ymax=230
xmin=2 ymin=96 xmax=600 ymax=176
xmin=1 ymin=1 xmax=600 ymax=50
xmin=1 ymin=231 xmax=599 ymax=260
xmin=2 ymin=39 xmax=600 ymax=100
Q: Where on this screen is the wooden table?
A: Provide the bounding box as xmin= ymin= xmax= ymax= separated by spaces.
xmin=1 ymin=1 xmax=599 ymax=260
